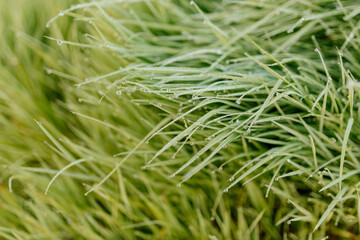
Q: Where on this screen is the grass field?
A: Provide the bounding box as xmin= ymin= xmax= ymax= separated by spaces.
xmin=1 ymin=0 xmax=360 ymax=239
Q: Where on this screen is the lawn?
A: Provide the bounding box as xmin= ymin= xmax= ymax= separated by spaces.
xmin=0 ymin=0 xmax=359 ymax=239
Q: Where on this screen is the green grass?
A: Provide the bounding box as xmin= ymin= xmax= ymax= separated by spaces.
xmin=1 ymin=0 xmax=360 ymax=239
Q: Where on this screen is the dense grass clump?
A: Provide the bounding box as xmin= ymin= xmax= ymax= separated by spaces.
xmin=1 ymin=0 xmax=360 ymax=239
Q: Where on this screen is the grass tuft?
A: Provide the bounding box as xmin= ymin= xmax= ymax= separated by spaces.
xmin=1 ymin=0 xmax=360 ymax=239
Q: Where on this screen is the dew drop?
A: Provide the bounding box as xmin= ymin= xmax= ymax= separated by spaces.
xmin=223 ymin=188 xmax=228 ymax=193
xmin=190 ymin=0 xmax=194 ymax=5
xmin=59 ymin=11 xmax=64 ymax=16
xmin=116 ymin=90 xmax=122 ymax=95
xmin=45 ymin=23 xmax=50 ymax=28
xmin=229 ymin=177 xmax=234 ymax=181
xmin=57 ymin=40 xmax=63 ymax=46
xmin=287 ymin=220 xmax=292 ymax=225
xmin=177 ymin=183 xmax=182 ymax=187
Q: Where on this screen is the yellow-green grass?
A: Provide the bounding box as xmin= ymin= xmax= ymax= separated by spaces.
xmin=1 ymin=0 xmax=360 ymax=239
